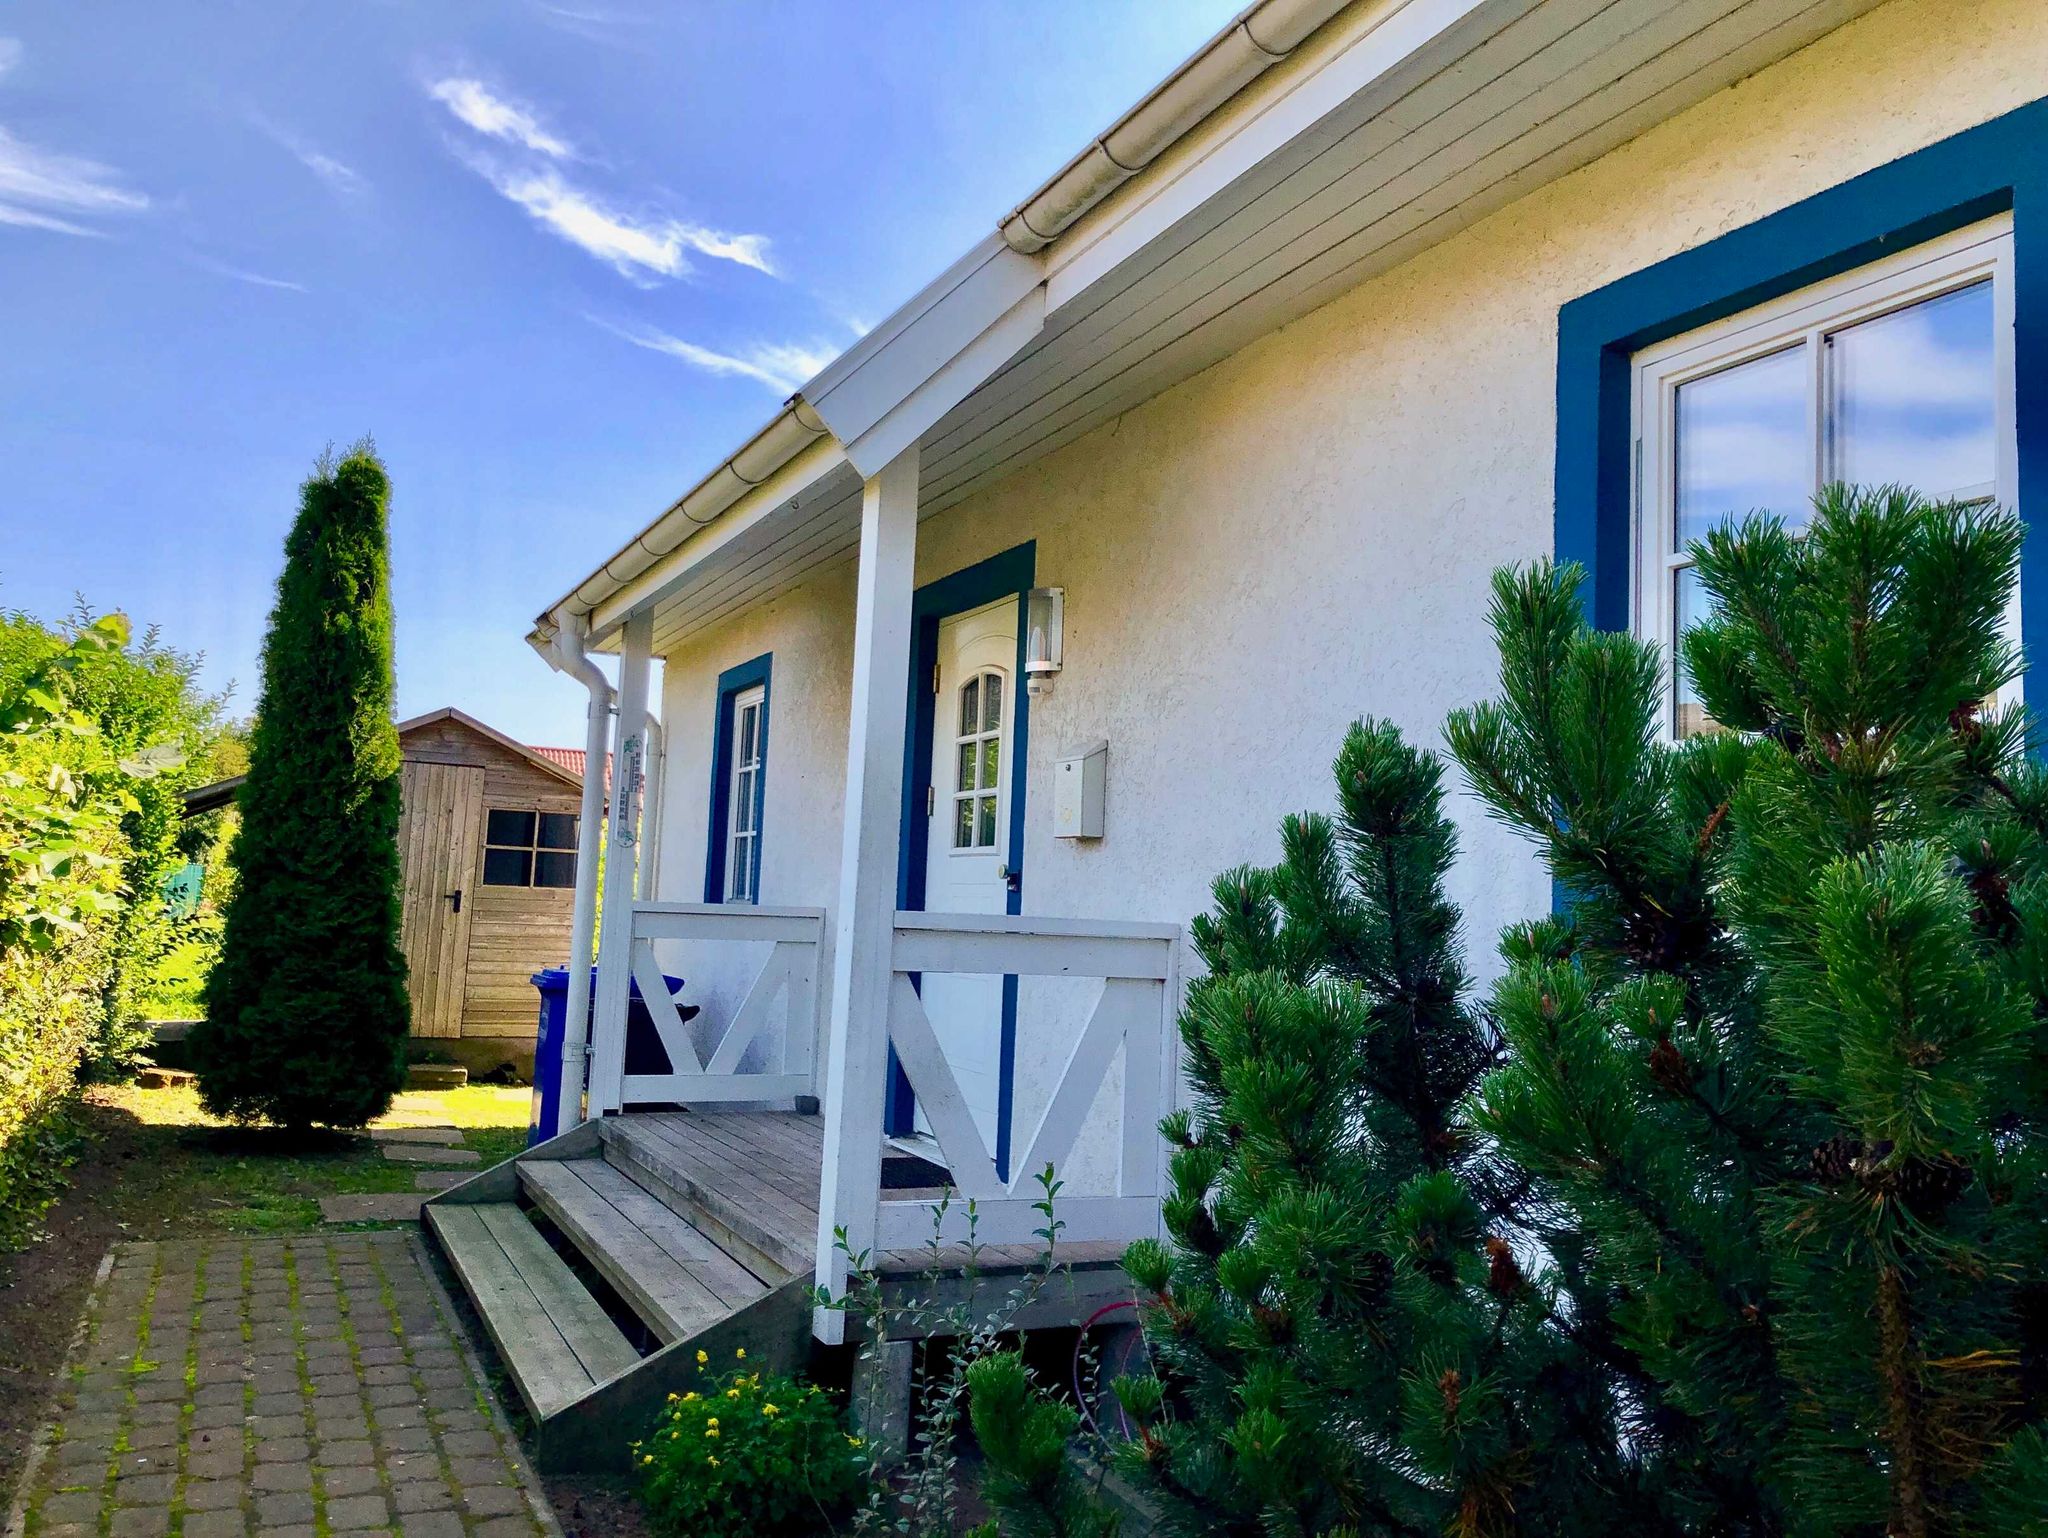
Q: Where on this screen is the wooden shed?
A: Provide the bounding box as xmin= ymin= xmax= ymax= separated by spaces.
xmin=391 ymin=709 xmax=590 ymax=1075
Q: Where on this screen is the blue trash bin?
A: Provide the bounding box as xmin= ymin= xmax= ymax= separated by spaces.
xmin=528 ymin=965 xmax=687 ymax=1146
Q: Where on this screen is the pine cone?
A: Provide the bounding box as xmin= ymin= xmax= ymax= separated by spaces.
xmin=1485 ymin=1236 xmax=1524 ymax=1296
xmin=1648 ymin=1036 xmax=1697 ymax=1097
xmin=1438 ymin=1368 xmax=1463 ymax=1415
xmin=1894 ymin=1153 xmax=1973 ymax=1219
xmin=1811 ymin=1134 xmax=1861 ymax=1185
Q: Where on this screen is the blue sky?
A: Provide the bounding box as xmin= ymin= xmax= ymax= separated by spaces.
xmin=0 ymin=1 xmax=1239 ymax=747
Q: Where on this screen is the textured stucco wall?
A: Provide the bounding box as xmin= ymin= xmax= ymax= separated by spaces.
xmin=651 ymin=0 xmax=2048 ymax=1179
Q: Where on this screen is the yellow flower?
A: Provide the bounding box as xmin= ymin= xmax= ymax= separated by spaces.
xmin=706 ymin=1456 xmax=720 ymax=1468
xmin=682 ymin=1391 xmax=699 ymax=1402
xmin=847 ymin=1434 xmax=863 ymax=1448
xmin=705 ymin=1426 xmax=721 ymax=1439
xmin=707 ymin=1417 xmax=720 ymax=1427
xmin=666 ymin=1392 xmax=679 ymax=1403
xmin=726 ymin=1388 xmax=740 ymax=1400
xmin=641 ymin=1454 xmax=654 ymax=1465
xmin=695 ymin=1349 xmax=708 ymax=1365
xmin=762 ymin=1403 xmax=780 ymax=1417
xmin=735 ymin=1348 xmax=746 ymax=1360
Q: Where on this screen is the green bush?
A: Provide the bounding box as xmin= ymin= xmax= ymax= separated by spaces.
xmin=0 ymin=616 xmax=132 ymax=1241
xmin=635 ymin=1352 xmax=865 ymax=1536
xmin=195 ymin=443 xmax=410 ymax=1128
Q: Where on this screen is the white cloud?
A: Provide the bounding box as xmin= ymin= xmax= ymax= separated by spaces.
xmin=471 ymin=157 xmax=774 ymax=281
xmin=590 ymin=316 xmax=834 ymax=394
xmin=0 ymin=38 xmax=23 ymax=79
xmin=0 ymin=199 xmax=96 ymax=236
xmin=250 ymin=114 xmax=366 ymax=196
xmin=0 ymin=126 xmax=146 ymax=237
xmin=429 ymin=77 xmax=573 ymax=159
xmin=189 ymin=254 xmax=307 ymax=292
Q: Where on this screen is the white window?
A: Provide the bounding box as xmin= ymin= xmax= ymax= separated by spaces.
xmin=724 ymin=685 xmax=765 ymax=903
xmin=1632 ymin=216 xmax=2016 ymax=736
xmin=951 ymin=669 xmax=1004 ymax=851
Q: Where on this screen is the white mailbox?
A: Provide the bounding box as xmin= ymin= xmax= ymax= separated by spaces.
xmin=1053 ymin=740 xmax=1107 ymax=840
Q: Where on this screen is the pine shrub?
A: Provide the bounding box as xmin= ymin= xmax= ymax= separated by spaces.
xmin=193 ymin=444 xmax=409 ymax=1129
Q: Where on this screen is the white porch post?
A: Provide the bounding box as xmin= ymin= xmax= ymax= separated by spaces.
xmin=814 ymin=444 xmax=919 ymax=1341
xmin=588 ymin=609 xmax=654 ymax=1117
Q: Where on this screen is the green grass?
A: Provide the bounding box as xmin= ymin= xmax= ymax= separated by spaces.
xmin=84 ymin=1083 xmax=534 ymax=1235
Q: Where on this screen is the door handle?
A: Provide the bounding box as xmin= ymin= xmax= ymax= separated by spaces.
xmin=445 ymin=888 xmax=463 ymax=914
xmin=999 ymin=864 xmax=1021 ymax=893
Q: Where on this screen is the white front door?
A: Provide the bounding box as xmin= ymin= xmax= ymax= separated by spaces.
xmin=918 ymin=595 xmax=1018 ymax=1153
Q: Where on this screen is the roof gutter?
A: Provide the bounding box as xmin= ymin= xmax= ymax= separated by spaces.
xmin=531 ymin=0 xmax=1358 ymax=645
xmin=999 ymin=0 xmax=1355 ymax=252
xmin=529 ymin=398 xmax=830 ymax=646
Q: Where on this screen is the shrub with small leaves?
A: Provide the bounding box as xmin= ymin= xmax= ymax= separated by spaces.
xmin=634 ymin=1350 xmax=866 ymax=1537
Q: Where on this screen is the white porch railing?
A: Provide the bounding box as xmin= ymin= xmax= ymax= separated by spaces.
xmin=864 ymin=911 xmax=1179 ymax=1252
xmin=590 ymin=901 xmax=825 ymax=1112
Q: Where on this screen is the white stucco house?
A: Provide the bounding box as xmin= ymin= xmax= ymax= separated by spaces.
xmin=426 ymin=0 xmax=2048 ymax=1463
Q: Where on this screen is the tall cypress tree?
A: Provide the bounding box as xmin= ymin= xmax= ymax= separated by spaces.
xmin=194 ymin=444 xmax=409 ymax=1129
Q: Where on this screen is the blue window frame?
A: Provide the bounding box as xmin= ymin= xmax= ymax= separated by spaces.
xmin=704 ymin=653 xmax=772 ymax=904
xmin=1555 ymin=96 xmax=2048 ymax=677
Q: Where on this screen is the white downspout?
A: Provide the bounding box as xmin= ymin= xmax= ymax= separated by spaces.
xmin=544 ymin=610 xmax=614 ymax=1137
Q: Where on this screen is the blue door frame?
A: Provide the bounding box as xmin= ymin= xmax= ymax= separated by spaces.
xmin=883 ymin=541 xmax=1036 ymax=1182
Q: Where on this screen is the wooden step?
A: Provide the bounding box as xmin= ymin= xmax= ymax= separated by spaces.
xmin=517 ymin=1159 xmax=776 ymax=1345
xmin=598 ymin=1117 xmax=813 ymax=1278
xmin=424 ymin=1202 xmax=640 ymax=1421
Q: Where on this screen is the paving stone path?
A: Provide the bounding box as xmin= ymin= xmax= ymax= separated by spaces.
xmin=11 ymin=1232 xmax=559 ymax=1538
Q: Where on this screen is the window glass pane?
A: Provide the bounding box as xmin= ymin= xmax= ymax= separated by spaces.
xmin=1673 ymin=564 xmax=1718 ymax=739
xmin=738 ymin=702 xmax=758 ymax=765
xmin=978 ymin=795 xmax=997 ymax=848
xmin=983 ymin=673 xmax=1003 ymax=731
xmin=741 ymin=765 xmax=765 ymax=831
xmin=482 ymin=847 xmax=532 ymax=886
xmin=486 ymin=809 xmax=535 ymax=848
xmin=534 ymin=850 xmax=576 ymax=888
xmin=954 ymin=798 xmax=973 ymax=849
xmin=538 ymin=813 xmax=577 ymax=851
xmin=1830 ymin=280 xmax=1995 ymax=497
xmin=1675 ymin=344 xmax=1810 ymax=546
xmin=729 ymin=834 xmax=754 ymax=901
xmin=959 ymin=678 xmax=978 ymax=736
xmin=981 ymin=738 xmax=1000 ymax=787
xmin=957 ymin=741 xmax=976 ymax=792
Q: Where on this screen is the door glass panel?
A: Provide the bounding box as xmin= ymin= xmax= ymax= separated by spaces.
xmin=982 ymin=674 xmax=1003 ymax=731
xmin=957 ymin=742 xmax=977 ymax=792
xmin=954 ymin=798 xmax=973 ymax=849
xmin=959 ymin=678 xmax=978 ymax=735
xmin=978 ymin=796 xmax=998 ymax=847
xmin=980 ymin=738 xmax=1000 ymax=786
xmin=1675 ymin=344 xmax=1810 ymax=545
xmin=1830 ymin=280 xmax=1995 ymax=497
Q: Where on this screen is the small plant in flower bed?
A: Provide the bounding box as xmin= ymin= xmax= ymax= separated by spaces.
xmin=634 ymin=1347 xmax=866 ymax=1536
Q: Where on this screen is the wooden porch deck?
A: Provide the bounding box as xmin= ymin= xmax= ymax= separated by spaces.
xmin=424 ymin=1106 xmax=1134 ymax=1470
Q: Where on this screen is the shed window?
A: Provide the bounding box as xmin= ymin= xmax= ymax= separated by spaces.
xmin=482 ymin=808 xmax=578 ymax=888
xmin=1632 ymin=216 xmax=2015 ymax=736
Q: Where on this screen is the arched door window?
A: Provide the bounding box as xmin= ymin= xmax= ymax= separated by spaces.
xmin=951 ymin=670 xmax=1004 ymax=850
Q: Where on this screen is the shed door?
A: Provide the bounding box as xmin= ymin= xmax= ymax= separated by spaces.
xmin=397 ymin=761 xmax=485 ymax=1038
